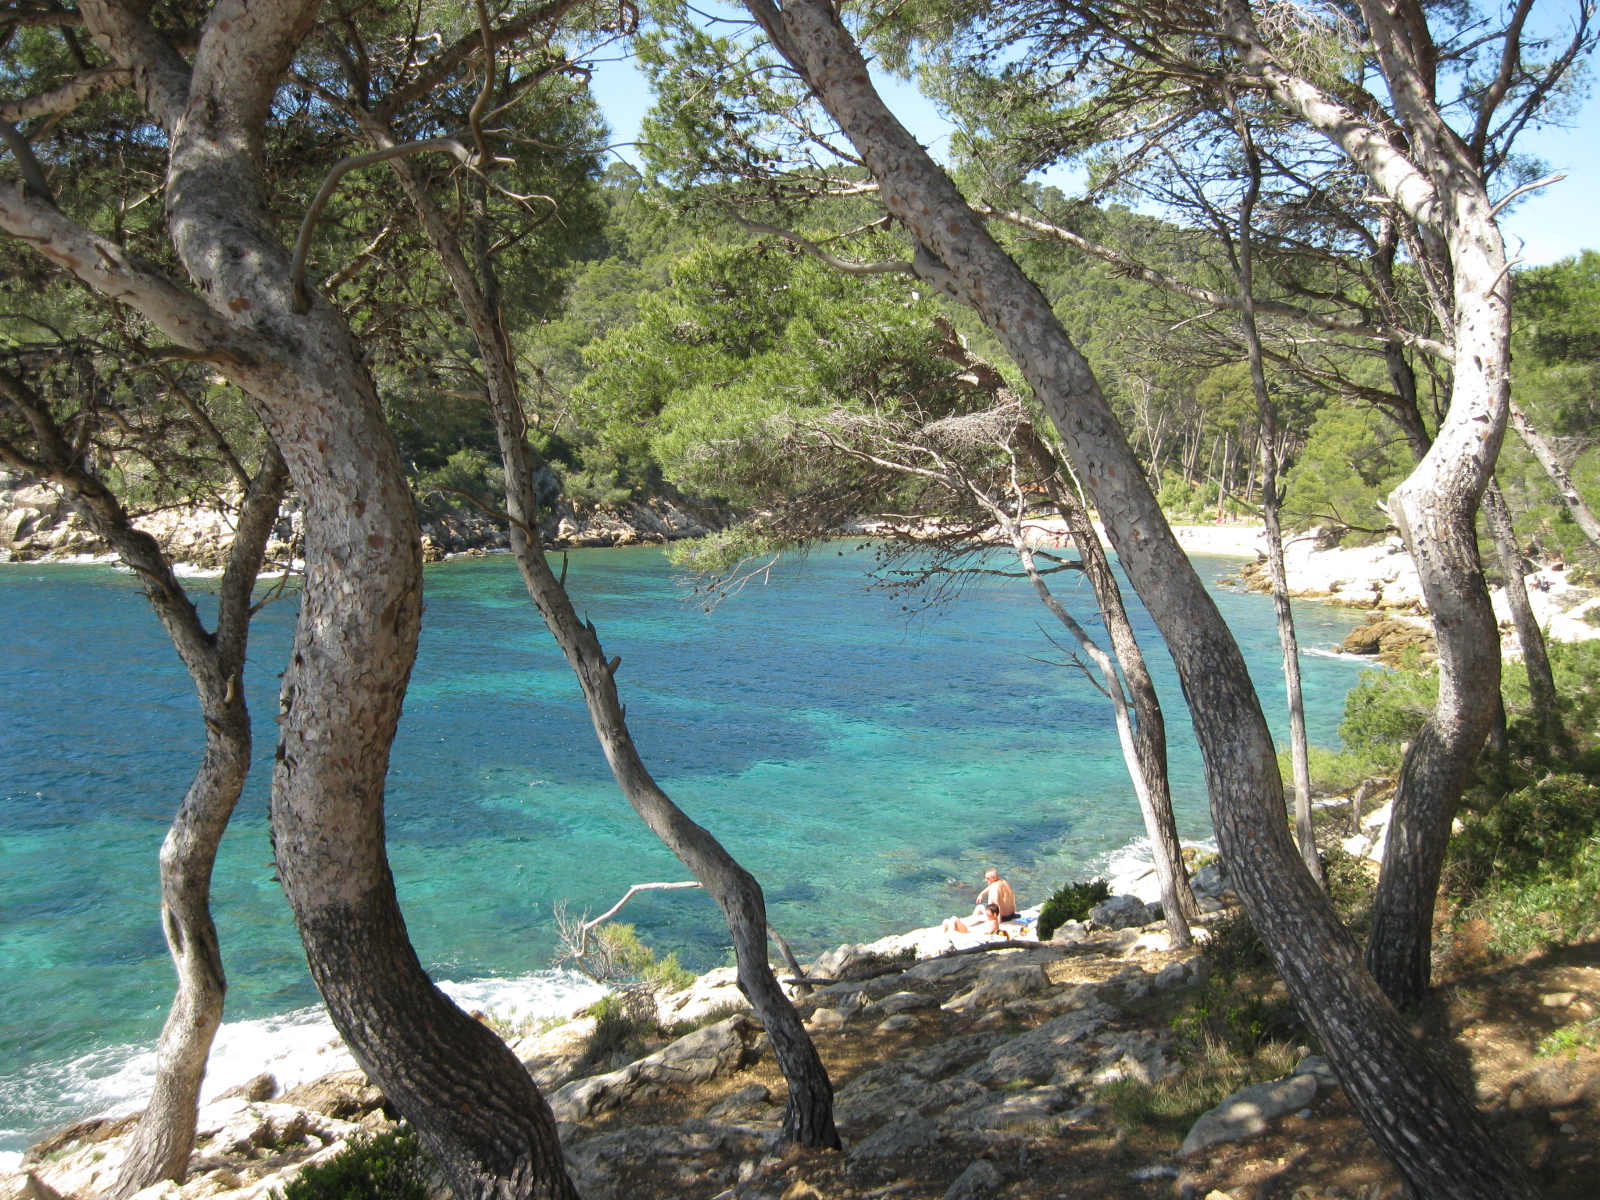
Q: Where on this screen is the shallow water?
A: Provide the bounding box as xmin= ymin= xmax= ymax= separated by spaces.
xmin=0 ymin=545 xmax=1369 ymax=1150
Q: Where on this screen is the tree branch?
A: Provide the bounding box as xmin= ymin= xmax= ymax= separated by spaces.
xmin=730 ymin=211 xmax=914 ymax=275
xmin=982 ymin=205 xmax=1453 ymax=360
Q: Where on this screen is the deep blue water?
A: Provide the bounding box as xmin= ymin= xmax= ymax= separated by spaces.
xmin=0 ymin=545 xmax=1368 ymax=1149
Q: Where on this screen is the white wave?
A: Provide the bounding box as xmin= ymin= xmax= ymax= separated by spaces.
xmin=0 ymin=969 xmax=604 ymax=1155
xmin=1304 ymin=647 xmax=1380 ymax=664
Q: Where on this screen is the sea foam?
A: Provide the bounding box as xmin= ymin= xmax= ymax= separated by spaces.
xmin=0 ymin=970 xmax=605 ymax=1157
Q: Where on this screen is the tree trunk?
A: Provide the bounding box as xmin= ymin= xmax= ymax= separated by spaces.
xmin=996 ymin=503 xmax=1194 ymax=949
xmin=1365 ymin=226 xmax=1508 ymax=1014
xmin=8 ymin=6 xmax=579 ymax=1193
xmin=741 ymin=1 xmax=1538 ymax=1193
xmin=62 ymin=5 xmax=584 ymax=1193
xmin=0 ymin=370 xmax=287 ymax=1196
xmin=1262 ymin=447 xmax=1322 ymax=885
xmin=1017 ymin=424 xmax=1199 ymax=928
xmin=1483 ymin=478 xmax=1565 ymax=754
xmin=1509 ymin=399 xmax=1600 ymax=550
xmin=1226 ymin=127 xmax=1322 ymax=888
xmin=368 ymin=123 xmax=839 ymax=1149
xmin=109 ymin=449 xmax=290 ymax=1199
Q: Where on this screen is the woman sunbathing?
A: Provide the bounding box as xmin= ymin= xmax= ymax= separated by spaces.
xmin=943 ymin=902 xmax=1006 ymax=936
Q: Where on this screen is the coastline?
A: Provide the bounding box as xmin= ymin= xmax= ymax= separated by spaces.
xmin=0 ymin=831 xmax=1195 ymax=1171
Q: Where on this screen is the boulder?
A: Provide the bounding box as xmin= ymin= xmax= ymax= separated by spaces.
xmin=939 ymin=1084 xmax=1075 ymax=1132
xmin=1048 ymin=920 xmax=1089 ymax=944
xmin=1178 ymin=1073 xmax=1318 ymax=1157
xmin=1088 ymin=895 xmax=1151 ymax=930
xmin=1190 ymin=863 xmax=1229 ymax=899
xmin=1292 ymin=1055 xmax=1338 ymax=1089
xmin=512 ymin=1017 xmax=596 ymax=1090
xmin=562 ymin=1119 xmax=764 ymax=1200
xmin=548 ymin=1015 xmax=761 ymax=1122
xmin=850 ymin=1115 xmax=941 ymax=1160
xmin=861 ymin=991 xmax=937 ymax=1018
xmin=967 ymin=1006 xmax=1113 ymax=1086
xmin=904 ymin=955 xmax=981 ymax=985
xmin=876 ymin=1014 xmax=920 ymax=1033
xmin=943 ymin=1158 xmax=1002 ymax=1200
xmin=805 ymin=1006 xmax=849 ymax=1032
xmin=941 ymin=965 xmax=1050 ymax=1013
xmin=277 ymin=1071 xmax=386 ymax=1121
xmin=706 ymin=1084 xmax=772 ymax=1121
xmin=834 ymin=1066 xmax=986 ymax=1131
xmin=657 ymin=966 xmax=754 ymax=1027
xmin=215 ymin=1074 xmax=278 ymax=1104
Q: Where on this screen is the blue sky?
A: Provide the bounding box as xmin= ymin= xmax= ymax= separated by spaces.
xmin=586 ymin=41 xmax=1597 ymax=266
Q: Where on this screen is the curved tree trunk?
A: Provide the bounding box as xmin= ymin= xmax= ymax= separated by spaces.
xmin=0 ymin=370 xmax=288 ymax=1196
xmin=366 ymin=122 xmax=839 ymax=1149
xmin=740 ymin=1 xmax=1538 ymax=1193
xmin=1483 ymin=478 xmax=1564 ymax=754
xmin=34 ymin=6 xmax=586 ymax=1197
xmin=1016 ymin=424 xmax=1199 ymax=926
xmin=1365 ymin=212 xmax=1508 ymax=1012
xmin=109 ymin=448 xmax=290 ymax=1199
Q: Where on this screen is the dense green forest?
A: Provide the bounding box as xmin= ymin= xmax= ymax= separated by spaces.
xmin=374 ymin=162 xmax=1600 ymax=572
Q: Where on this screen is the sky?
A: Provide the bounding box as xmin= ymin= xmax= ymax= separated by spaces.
xmin=584 ymin=35 xmax=1598 ymax=266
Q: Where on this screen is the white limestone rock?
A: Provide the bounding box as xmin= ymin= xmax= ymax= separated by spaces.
xmin=1179 ymin=1073 xmax=1319 ymax=1157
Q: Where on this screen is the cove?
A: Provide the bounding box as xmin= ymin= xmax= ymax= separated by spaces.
xmin=0 ymin=544 xmax=1368 ymax=1150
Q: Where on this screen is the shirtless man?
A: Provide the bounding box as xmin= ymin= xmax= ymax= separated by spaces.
xmin=974 ymin=869 xmax=1017 ymax=921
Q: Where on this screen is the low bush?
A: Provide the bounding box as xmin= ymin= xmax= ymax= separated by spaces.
xmin=1200 ymin=912 xmax=1272 ymax=984
xmin=586 ymin=988 xmax=659 ymax=1063
xmin=1099 ymin=1036 xmax=1299 ymax=1135
xmin=277 ymin=1133 xmax=429 ymax=1200
xmin=1037 ymin=879 xmax=1112 ymax=941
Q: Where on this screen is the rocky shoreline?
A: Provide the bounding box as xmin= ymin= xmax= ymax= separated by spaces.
xmin=0 ymin=469 xmax=731 ymax=568
xmin=1 ymin=811 xmax=1415 ymax=1200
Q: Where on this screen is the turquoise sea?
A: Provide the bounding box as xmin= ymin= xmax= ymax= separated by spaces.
xmin=0 ymin=545 xmax=1369 ymax=1154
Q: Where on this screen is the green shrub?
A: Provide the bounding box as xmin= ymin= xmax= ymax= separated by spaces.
xmin=1337 ymin=660 xmax=1439 ymax=771
xmin=643 ymin=950 xmax=697 ymax=993
xmin=586 ymin=988 xmax=659 ymax=1062
xmin=1037 ymin=878 xmax=1112 ymax=940
xmin=1200 ymin=912 xmax=1272 ymax=984
xmin=277 ymin=1133 xmax=429 ymax=1200
xmin=1450 ymin=773 xmax=1600 ymax=894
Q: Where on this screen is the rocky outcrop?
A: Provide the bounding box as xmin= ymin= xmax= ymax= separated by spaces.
xmin=1340 ymin=612 xmax=1437 ymax=665
xmin=0 ymin=467 xmax=732 ymax=567
xmin=546 ymin=1015 xmax=765 ymax=1123
xmin=419 ymin=492 xmax=735 ymax=562
xmin=0 ymin=469 xmax=298 ymax=568
xmin=1236 ymin=531 xmax=1426 ymax=610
